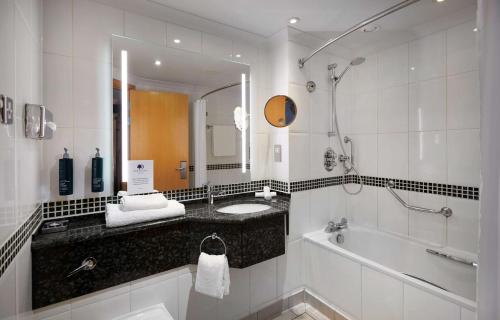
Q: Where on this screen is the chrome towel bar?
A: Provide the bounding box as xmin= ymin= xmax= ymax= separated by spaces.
xmin=426 ymin=249 xmax=478 ymax=268
xmin=385 ymin=180 xmax=452 ymax=218
xmin=200 ymin=233 xmax=227 ymax=255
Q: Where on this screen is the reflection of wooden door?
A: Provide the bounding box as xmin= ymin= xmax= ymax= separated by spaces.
xmin=130 ymin=90 xmax=189 ymax=191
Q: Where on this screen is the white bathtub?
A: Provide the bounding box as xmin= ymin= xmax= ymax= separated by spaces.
xmin=303 ymin=225 xmax=477 ymax=320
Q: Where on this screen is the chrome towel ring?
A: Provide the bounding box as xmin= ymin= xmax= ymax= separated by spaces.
xmin=199 ymin=233 xmax=227 ymax=255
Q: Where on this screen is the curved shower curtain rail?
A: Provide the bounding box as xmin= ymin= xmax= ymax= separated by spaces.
xmin=298 ymin=0 xmax=421 ymax=69
xmin=385 ymin=180 xmax=453 ymax=218
xmin=200 ymin=80 xmax=250 ymax=99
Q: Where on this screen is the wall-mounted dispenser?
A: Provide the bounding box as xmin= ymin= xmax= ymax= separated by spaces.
xmin=0 ymin=94 xmax=14 ymax=124
xmin=59 ymin=148 xmax=73 ymax=196
xmin=92 ymin=148 xmax=104 ymax=193
xmin=25 ymin=104 xmax=57 ymax=139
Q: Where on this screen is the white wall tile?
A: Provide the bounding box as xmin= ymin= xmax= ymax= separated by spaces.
xmin=335 ymin=92 xmax=353 ymax=135
xmin=347 ymin=185 xmax=378 ymax=228
xmin=16 ymin=241 xmax=32 ymax=318
xmin=249 ymin=258 xmax=277 ymax=311
xmin=43 ymin=53 xmax=73 ymax=127
xmin=43 ymin=0 xmax=72 ymax=56
xmin=309 ymin=52 xmax=331 ymax=92
xmin=310 ymin=134 xmax=333 ymax=179
xmin=277 ymin=240 xmax=303 ymax=296
xmin=124 ymin=12 xmax=166 ymax=46
xmin=409 ymin=131 xmax=447 ymax=183
xmin=166 ymin=23 xmax=202 ymax=53
xmin=447 ymin=20 xmax=478 ymax=75
xmin=73 ymin=0 xmax=123 ymax=62
xmin=409 ymin=31 xmax=446 ymax=82
xmin=447 ymin=197 xmax=479 ymax=253
xmin=447 ymin=129 xmax=480 ymax=186
xmin=378 ymin=84 xmax=409 ymax=133
xmin=310 ymin=89 xmax=330 ymax=134
xmin=378 ymin=133 xmax=408 ymax=179
xmin=354 ymin=54 xmax=378 ymax=94
xmin=288 ymin=41 xmax=310 ymax=86
xmin=349 ymin=134 xmax=378 ymax=177
xmin=351 ymin=91 xmax=377 ymax=134
xmin=0 ymin=0 xmax=15 ymax=97
xmin=330 ymin=186 xmax=348 ymax=221
xmin=409 ymin=78 xmax=446 ymax=132
xmin=447 ymin=71 xmax=480 ymax=130
xmin=288 ymin=83 xmax=310 ymax=133
xmin=72 ymin=58 xmax=112 ymax=129
xmin=289 ymin=133 xmax=310 ymax=181
xmin=460 ymin=308 xmax=476 ymax=320
xmin=408 ymin=192 xmax=446 ymax=246
xmin=130 ymin=277 xmax=178 ymax=319
xmin=202 ymin=33 xmax=233 ymax=60
xmin=403 ymin=284 xmax=460 ymax=320
xmin=362 ymin=267 xmax=403 ymax=320
xmin=378 ymin=44 xmax=408 ymax=88
xmin=0 ymin=263 xmax=17 ymax=320
xmin=289 ymin=191 xmax=311 ymax=240
xmin=378 ymin=188 xmax=409 ymax=236
xmin=310 ymin=187 xmax=330 ymax=231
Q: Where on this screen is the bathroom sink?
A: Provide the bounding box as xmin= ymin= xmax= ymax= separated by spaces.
xmin=216 ymin=203 xmax=271 ymax=214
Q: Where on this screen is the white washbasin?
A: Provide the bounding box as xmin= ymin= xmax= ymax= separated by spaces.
xmin=216 ymin=203 xmax=271 ymax=214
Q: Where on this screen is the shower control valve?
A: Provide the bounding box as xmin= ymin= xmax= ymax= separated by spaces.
xmin=324 ymin=147 xmax=337 ymax=172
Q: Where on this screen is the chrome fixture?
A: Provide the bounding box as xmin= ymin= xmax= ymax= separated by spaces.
xmin=200 ymin=233 xmax=227 ymax=255
xmin=298 ymin=0 xmax=421 ymax=68
xmin=329 ymin=61 xmax=364 ymax=195
xmin=385 ymin=180 xmax=453 ymax=217
xmin=426 ymin=249 xmax=477 ymax=268
xmin=306 ymin=81 xmax=316 ymax=93
xmin=206 ymin=184 xmax=227 ymax=204
xmin=67 ymin=257 xmax=97 ymax=278
xmin=324 ymin=147 xmax=337 ymax=171
xmin=325 ymin=218 xmax=348 ymax=233
xmin=200 ymin=80 xmax=250 ymax=99
xmin=403 ymin=273 xmax=448 ymax=291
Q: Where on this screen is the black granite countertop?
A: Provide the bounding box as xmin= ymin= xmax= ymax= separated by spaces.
xmin=31 ymin=194 xmax=290 ymax=250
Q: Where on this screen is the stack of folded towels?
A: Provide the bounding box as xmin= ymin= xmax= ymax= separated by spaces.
xmin=195 ymin=252 xmax=230 ymax=299
xmin=105 ymin=193 xmax=185 ymax=228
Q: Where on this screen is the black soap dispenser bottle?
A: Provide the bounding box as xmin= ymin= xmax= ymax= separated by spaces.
xmin=59 ymin=148 xmax=73 ymax=196
xmin=92 ymin=147 xmax=104 ymax=193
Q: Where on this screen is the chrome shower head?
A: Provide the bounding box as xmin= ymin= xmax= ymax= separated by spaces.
xmin=350 ymin=57 xmax=366 ymax=66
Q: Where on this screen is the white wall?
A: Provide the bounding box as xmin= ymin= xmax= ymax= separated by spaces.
xmin=477 ymin=0 xmax=500 ymax=318
xmin=0 ymin=0 xmax=43 ymax=319
xmin=323 ymin=20 xmax=480 ymax=254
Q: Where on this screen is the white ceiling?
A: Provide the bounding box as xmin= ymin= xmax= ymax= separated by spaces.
xmin=112 ymin=36 xmax=249 ymax=88
xmin=99 ymin=0 xmax=476 ymax=43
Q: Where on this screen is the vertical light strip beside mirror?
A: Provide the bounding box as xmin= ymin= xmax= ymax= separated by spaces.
xmin=241 ymin=73 xmax=247 ymax=173
xmin=121 ymin=50 xmax=129 ymax=182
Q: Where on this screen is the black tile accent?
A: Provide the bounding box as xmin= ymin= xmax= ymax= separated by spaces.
xmin=189 ymin=163 xmax=251 ymax=172
xmin=0 ymin=205 xmax=42 ymax=279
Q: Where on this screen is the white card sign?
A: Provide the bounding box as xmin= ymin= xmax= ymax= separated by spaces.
xmin=128 ymin=160 xmax=154 ymax=194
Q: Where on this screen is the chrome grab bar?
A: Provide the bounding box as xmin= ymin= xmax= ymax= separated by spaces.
xmin=385 ymin=180 xmax=452 ymax=218
xmin=426 ymin=249 xmax=478 ymax=268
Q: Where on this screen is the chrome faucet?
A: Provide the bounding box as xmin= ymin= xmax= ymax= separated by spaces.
xmin=325 ymin=218 xmax=348 ymax=233
xmin=205 ymin=183 xmax=226 ymax=204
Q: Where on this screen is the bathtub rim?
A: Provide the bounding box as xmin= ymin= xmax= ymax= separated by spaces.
xmin=303 ymin=227 xmax=477 ymax=312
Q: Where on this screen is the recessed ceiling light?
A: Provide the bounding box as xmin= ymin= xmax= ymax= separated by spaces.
xmin=235 ymin=54 xmax=242 ymax=58
xmin=473 ymin=27 xmax=478 ymax=32
xmin=435 ymin=0 xmax=445 ymax=2
xmin=410 ymin=66 xmax=416 ymax=71
xmin=173 ymin=39 xmax=181 ymax=44
xmin=288 ymin=17 xmax=300 ymax=24
xmin=154 ymin=60 xmax=161 ymax=66
xmin=362 ymin=25 xmax=380 ymax=33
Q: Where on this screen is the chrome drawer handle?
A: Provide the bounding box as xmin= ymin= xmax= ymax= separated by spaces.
xmin=66 ymin=257 xmax=97 ymax=278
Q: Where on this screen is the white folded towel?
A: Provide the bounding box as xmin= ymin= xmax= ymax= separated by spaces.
xmin=195 ymin=253 xmax=230 ymax=299
xmin=120 ymin=193 xmax=168 ymax=212
xmin=255 ymin=186 xmax=276 ymax=200
xmin=105 ymin=200 xmax=185 ymax=228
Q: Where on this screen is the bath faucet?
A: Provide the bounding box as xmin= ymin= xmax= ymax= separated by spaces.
xmin=325 ymin=218 xmax=348 ymax=233
xmin=205 ymin=184 xmax=226 ymax=204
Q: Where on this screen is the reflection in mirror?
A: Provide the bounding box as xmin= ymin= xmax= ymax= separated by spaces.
xmin=264 ymin=95 xmax=297 ymax=127
xmin=112 ymin=35 xmax=250 ymax=194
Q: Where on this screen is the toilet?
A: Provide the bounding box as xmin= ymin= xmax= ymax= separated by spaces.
xmin=112 ymin=304 xmax=174 ymax=320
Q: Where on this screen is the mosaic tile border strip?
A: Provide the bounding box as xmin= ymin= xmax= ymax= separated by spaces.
xmin=188 ymin=163 xmax=251 ymax=171
xmin=0 ymin=205 xmax=42 ymax=279
xmin=42 ymin=180 xmax=273 ymax=220
xmin=290 ymin=175 xmax=479 ymax=200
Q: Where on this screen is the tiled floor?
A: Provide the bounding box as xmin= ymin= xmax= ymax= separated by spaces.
xmin=272 ymin=310 xmax=315 ymax=320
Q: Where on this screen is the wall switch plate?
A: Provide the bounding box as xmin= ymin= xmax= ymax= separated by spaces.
xmin=0 ymin=95 xmax=14 ymax=124
xmin=274 ymin=144 xmax=282 ymax=162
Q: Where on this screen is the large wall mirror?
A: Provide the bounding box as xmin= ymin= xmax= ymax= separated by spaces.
xmin=112 ymin=35 xmax=250 ymax=194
